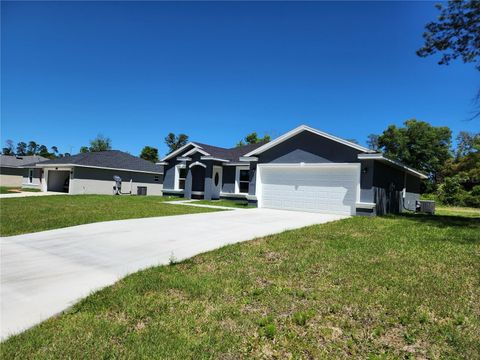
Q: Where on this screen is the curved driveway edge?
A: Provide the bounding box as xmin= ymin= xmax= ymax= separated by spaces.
xmin=1 ymin=209 xmax=346 ymax=339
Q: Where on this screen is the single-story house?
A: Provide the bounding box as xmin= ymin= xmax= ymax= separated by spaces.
xmin=34 ymin=150 xmax=163 ymax=195
xmin=160 ymin=125 xmax=427 ymax=216
xmin=0 ymin=155 xmax=47 ymax=188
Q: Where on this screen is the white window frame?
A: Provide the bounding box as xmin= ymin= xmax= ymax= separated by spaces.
xmin=235 ymin=165 xmax=250 ymax=194
xmin=174 ymin=164 xmax=187 ymax=190
xmin=28 ymin=169 xmax=34 ymax=184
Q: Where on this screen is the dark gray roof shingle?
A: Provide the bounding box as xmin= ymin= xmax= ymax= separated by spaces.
xmin=192 ymin=141 xmax=267 ymax=162
xmin=0 ymin=155 xmax=48 ymax=167
xmin=37 ymin=151 xmax=163 ymax=173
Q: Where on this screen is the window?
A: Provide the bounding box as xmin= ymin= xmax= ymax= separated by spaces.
xmin=214 ymin=172 xmax=219 ymax=187
xmin=154 ymin=175 xmax=159 ymax=182
xmin=178 ymin=168 xmax=187 ymax=190
xmin=239 ymin=169 xmax=249 ymax=193
xmin=28 ymin=169 xmax=34 ymax=184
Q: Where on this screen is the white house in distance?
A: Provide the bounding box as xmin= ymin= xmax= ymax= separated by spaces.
xmin=0 ymin=155 xmax=47 ymax=188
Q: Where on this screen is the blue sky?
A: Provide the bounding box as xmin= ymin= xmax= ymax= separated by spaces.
xmin=1 ymin=1 xmax=478 ymax=156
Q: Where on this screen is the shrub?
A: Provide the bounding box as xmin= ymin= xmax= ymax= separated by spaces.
xmin=463 ymin=185 xmax=480 ymax=208
xmin=437 ymin=176 xmax=465 ymax=205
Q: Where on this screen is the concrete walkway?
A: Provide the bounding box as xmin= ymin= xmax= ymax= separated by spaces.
xmin=164 ymin=199 xmax=241 ymax=210
xmin=0 ymin=209 xmax=347 ymax=339
xmin=0 ymin=191 xmax=64 ymax=199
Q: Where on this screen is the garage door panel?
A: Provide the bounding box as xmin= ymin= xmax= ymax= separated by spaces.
xmin=259 ymin=165 xmax=358 ymax=215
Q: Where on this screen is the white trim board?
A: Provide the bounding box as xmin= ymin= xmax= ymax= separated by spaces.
xmin=244 ymin=125 xmax=374 ymax=157
xmin=160 ymin=142 xmax=200 ymax=161
xmin=189 ymin=161 xmax=207 ymax=169
xmin=234 ymin=165 xmax=250 ymax=195
xmin=200 ymin=156 xmax=230 ymax=162
xmin=184 ymin=147 xmax=211 ymax=157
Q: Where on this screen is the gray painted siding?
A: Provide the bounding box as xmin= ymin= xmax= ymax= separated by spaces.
xmin=222 ymin=166 xmax=236 ymax=193
xmin=163 ymin=144 xmax=196 ymax=190
xmin=0 ymin=166 xmax=24 ymax=176
xmin=163 ymin=161 xmax=178 ymax=190
xmin=359 ymin=159 xmax=374 ymax=203
xmin=71 ymin=167 xmax=163 ymax=195
xmin=372 ymin=162 xmax=422 ymax=214
xmin=257 ymin=131 xmax=362 ymax=164
xmin=22 ymin=168 xmax=43 ymax=188
xmin=74 ymin=167 xmax=162 ymax=184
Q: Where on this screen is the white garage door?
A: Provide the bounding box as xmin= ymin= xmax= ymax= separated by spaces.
xmin=258 ymin=164 xmax=359 ymax=215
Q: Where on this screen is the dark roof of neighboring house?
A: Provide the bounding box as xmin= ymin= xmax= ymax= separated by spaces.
xmin=0 ymin=155 xmax=48 ymax=168
xmin=188 ymin=141 xmax=268 ymax=162
xmin=36 ymin=150 xmax=163 ymax=174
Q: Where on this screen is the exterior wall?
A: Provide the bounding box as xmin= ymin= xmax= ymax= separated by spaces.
xmin=70 ymin=167 xmax=163 ymax=195
xmin=372 ymin=162 xmax=421 ymax=214
xmin=22 ymin=168 xmax=43 ymax=189
xmin=222 ymin=166 xmax=236 ymax=193
xmin=257 ymin=131 xmax=362 ymax=164
xmin=163 ymin=145 xmax=196 ymax=190
xmin=0 ymin=167 xmax=23 ymax=186
xmin=359 ymin=159 xmax=375 ymax=203
xmin=249 ymin=131 xmax=422 ymax=215
xmin=251 ymin=131 xmax=368 ymax=210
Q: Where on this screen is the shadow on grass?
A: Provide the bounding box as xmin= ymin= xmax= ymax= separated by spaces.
xmin=390 ymin=213 xmax=480 ymax=244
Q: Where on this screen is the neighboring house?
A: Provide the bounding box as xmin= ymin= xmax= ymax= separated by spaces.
xmin=35 ymin=151 xmax=163 ymax=195
xmin=160 ymin=125 xmax=427 ymax=216
xmin=0 ymin=155 xmax=47 ymax=188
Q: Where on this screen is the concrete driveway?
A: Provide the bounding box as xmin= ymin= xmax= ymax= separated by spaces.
xmin=1 ymin=209 xmax=346 ymax=339
xmin=0 ymin=191 xmax=63 ymax=199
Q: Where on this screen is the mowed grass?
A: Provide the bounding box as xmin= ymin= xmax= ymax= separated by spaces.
xmin=0 ymin=186 xmax=41 ymax=194
xmin=0 ymin=195 xmax=220 ymax=236
xmin=436 ymin=205 xmax=480 ymax=218
xmin=2 ymin=212 xmax=479 ymax=358
xmin=194 ymin=199 xmax=255 ymax=208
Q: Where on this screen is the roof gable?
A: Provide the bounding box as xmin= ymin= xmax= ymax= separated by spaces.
xmin=244 ymin=125 xmax=374 ymax=157
xmin=160 ymin=143 xmax=199 ymax=161
xmin=161 ymin=141 xmax=267 ymax=163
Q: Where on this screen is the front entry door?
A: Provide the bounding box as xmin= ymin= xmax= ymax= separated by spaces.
xmin=212 ymin=166 xmax=223 ymax=199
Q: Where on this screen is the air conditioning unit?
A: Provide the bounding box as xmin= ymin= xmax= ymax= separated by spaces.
xmin=416 ymin=200 xmax=435 ymax=215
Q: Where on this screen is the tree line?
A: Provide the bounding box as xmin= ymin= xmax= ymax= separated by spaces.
xmin=2 ymin=140 xmax=69 ymax=159
xmin=367 ymin=119 xmax=479 ymax=207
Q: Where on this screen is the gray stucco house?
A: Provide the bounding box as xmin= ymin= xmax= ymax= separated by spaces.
xmin=34 ymin=151 xmax=163 ymax=195
xmin=160 ymin=125 xmax=427 ymax=216
xmin=0 ymin=155 xmax=47 ymax=188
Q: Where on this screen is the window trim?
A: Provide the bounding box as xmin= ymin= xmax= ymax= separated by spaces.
xmin=175 ymin=164 xmax=187 ymax=190
xmin=28 ymin=169 xmax=34 ymax=184
xmin=235 ymin=165 xmax=250 ymax=194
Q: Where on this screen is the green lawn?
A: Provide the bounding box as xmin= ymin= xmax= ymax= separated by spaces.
xmin=0 ymin=195 xmax=221 ymax=236
xmin=2 ymin=210 xmax=478 ymax=358
xmin=194 ymin=199 xmax=255 ymax=208
xmin=436 ymin=205 xmax=480 ymax=218
xmin=0 ymin=186 xmax=42 ymax=194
